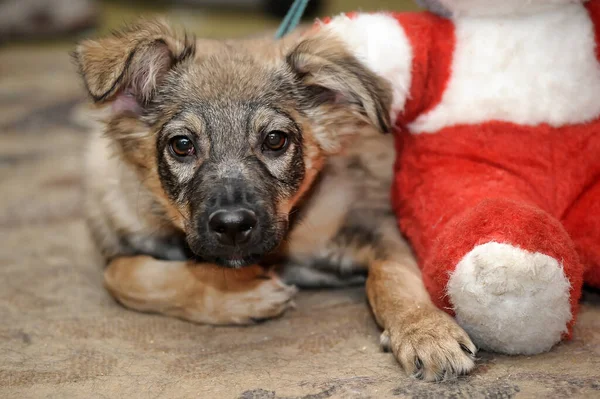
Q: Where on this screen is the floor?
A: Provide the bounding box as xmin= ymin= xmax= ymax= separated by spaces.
xmin=1 ymin=1 xmax=600 ymax=398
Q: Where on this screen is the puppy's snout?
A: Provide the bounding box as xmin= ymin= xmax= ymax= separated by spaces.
xmin=208 ymin=208 xmax=257 ymax=246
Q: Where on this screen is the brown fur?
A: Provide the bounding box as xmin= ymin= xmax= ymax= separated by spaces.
xmin=104 ymin=256 xmax=296 ymax=325
xmin=75 ymin=20 xmax=477 ymax=382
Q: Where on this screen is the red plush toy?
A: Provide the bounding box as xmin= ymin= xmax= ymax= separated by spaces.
xmin=321 ymin=0 xmax=600 ymax=355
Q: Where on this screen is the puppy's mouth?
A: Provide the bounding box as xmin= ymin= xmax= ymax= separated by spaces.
xmin=213 ymin=253 xmax=264 ymax=268
xmin=184 ymin=241 xmax=273 ymax=268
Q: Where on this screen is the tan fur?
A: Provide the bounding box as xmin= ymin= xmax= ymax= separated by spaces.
xmin=77 ymin=20 xmax=476 ymax=382
xmin=276 ymin=122 xmax=326 ymax=217
xmin=366 ymin=220 xmax=476 ymax=381
xmin=75 ymin=18 xmax=195 ymax=102
xmin=105 ymin=256 xmax=297 ymax=325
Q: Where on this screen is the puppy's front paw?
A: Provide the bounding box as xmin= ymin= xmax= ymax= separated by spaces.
xmin=381 ymin=309 xmax=477 ymax=382
xmin=217 ymin=273 xmax=298 ymax=325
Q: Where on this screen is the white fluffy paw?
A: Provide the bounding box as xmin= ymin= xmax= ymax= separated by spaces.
xmin=448 ymin=242 xmax=571 ymax=354
xmin=381 ymin=309 xmax=477 ymax=382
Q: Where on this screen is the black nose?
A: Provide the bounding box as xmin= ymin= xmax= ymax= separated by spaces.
xmin=208 ymin=209 xmax=257 ymax=245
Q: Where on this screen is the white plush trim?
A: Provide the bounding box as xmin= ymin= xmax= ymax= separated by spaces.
xmin=410 ymin=3 xmax=600 ymax=133
xmin=323 ymin=13 xmax=413 ymax=125
xmin=439 ymin=0 xmax=587 ymax=17
xmin=447 ymin=242 xmax=572 ymax=355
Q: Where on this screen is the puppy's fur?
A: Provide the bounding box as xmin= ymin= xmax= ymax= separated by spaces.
xmin=74 ymin=20 xmax=477 ymax=381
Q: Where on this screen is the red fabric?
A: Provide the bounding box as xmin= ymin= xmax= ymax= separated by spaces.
xmin=393 ymin=12 xmax=455 ymax=127
xmin=426 ymin=198 xmax=583 ymax=340
xmin=586 ymin=0 xmax=600 ymax=62
xmin=392 ymin=120 xmax=600 ymax=338
xmin=563 ymin=175 xmax=600 ymax=288
xmin=385 ymin=3 xmax=600 ymax=343
xmin=318 ymin=6 xmax=600 ymax=344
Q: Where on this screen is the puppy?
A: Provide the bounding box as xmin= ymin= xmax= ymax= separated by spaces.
xmin=74 ymin=19 xmax=477 ymax=381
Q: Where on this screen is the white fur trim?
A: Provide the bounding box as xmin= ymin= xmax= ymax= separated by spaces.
xmin=324 ymin=13 xmax=413 ymax=125
xmin=410 ymin=3 xmax=600 ymax=133
xmin=447 ymin=242 xmax=572 ymax=355
xmin=439 ymin=0 xmax=587 ymax=17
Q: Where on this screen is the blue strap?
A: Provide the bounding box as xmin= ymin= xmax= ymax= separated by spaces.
xmin=275 ymin=0 xmax=311 ymax=39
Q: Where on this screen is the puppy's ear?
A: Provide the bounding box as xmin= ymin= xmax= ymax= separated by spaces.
xmin=74 ymin=19 xmax=195 ymax=111
xmin=286 ymin=32 xmax=392 ymax=135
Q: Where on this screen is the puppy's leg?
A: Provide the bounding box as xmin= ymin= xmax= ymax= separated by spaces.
xmin=366 ymin=222 xmax=477 ymax=381
xmin=287 ymin=202 xmax=477 ymax=380
xmin=104 ymin=255 xmax=297 ymax=325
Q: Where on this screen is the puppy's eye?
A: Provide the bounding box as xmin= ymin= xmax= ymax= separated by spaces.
xmin=169 ymin=136 xmax=196 ymax=157
xmin=262 ymin=131 xmax=289 ymax=153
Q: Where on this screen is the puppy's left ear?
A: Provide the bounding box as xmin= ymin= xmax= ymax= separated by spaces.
xmin=286 ymin=32 xmax=392 ymax=135
xmin=73 ymin=19 xmax=195 ymax=109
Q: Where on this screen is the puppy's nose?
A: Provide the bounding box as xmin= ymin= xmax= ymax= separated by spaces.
xmin=208 ymin=209 xmax=257 ymax=246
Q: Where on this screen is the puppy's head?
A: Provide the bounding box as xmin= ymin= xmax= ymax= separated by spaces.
xmin=75 ymin=20 xmax=391 ymax=267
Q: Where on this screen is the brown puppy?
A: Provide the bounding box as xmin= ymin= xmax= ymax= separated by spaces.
xmin=74 ymin=19 xmax=477 ymax=381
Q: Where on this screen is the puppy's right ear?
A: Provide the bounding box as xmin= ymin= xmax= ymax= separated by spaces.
xmin=74 ymin=19 xmax=195 ymax=111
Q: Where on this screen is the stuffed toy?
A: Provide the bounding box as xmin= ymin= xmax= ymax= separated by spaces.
xmin=318 ymin=0 xmax=600 ymax=355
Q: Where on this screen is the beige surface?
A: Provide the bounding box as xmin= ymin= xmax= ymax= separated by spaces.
xmin=1 ymin=10 xmax=600 ymax=399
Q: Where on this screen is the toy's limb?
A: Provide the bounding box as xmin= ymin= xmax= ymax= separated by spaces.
xmin=394 ymin=130 xmax=584 ymax=354
xmin=428 ymin=199 xmax=583 ymax=354
xmin=562 ymin=179 xmax=600 ymax=288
